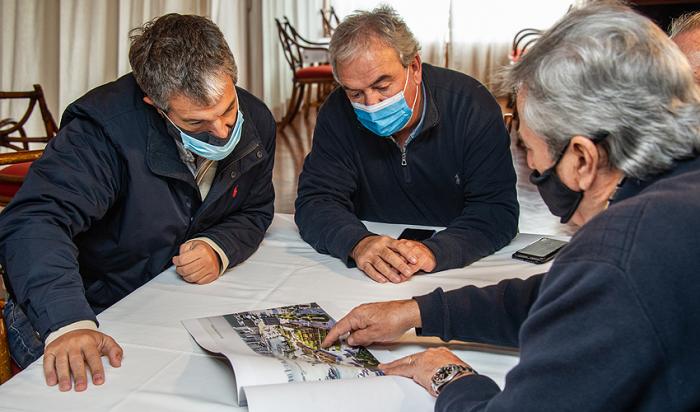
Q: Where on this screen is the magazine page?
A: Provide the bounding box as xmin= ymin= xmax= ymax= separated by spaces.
xmin=244 ymin=375 xmax=435 ymax=412
xmin=182 ymin=302 xmax=383 ymax=406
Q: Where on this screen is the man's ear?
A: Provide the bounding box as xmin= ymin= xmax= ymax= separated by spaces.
xmin=411 ymin=55 xmax=423 ymax=84
xmin=567 ymin=135 xmax=600 ymax=191
xmin=143 ymin=96 xmax=156 ymax=107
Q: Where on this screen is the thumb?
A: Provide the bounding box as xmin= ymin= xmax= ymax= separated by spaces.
xmin=100 ymin=335 xmax=124 ymax=368
xmin=180 ymin=241 xmax=195 ymax=255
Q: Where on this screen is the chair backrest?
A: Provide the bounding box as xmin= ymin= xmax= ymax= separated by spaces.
xmin=510 ymin=28 xmax=542 ymax=64
xmin=275 ymin=18 xmax=330 ymax=73
xmin=320 ymin=6 xmax=340 ymax=37
xmin=0 ymin=298 xmax=11 ymax=385
xmin=0 ymin=84 xmax=58 ymax=152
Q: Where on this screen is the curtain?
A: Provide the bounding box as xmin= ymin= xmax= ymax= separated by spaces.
xmin=449 ymin=0 xmax=573 ymax=91
xmin=0 ymin=0 xmax=253 ymax=141
xmin=328 ymin=0 xmax=573 ymax=92
xmin=331 ymin=0 xmax=451 ymax=67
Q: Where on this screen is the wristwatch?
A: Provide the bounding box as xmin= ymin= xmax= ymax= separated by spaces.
xmin=430 ymin=363 xmax=477 ymax=395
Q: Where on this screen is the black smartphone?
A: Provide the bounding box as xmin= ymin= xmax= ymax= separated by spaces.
xmin=512 ymin=237 xmax=568 ymax=264
xmin=398 ymin=228 xmax=436 ymax=241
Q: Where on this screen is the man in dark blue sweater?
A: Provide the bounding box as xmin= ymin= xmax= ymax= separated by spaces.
xmin=323 ymin=4 xmax=700 ymax=411
xmin=295 ymin=6 xmax=518 ymax=283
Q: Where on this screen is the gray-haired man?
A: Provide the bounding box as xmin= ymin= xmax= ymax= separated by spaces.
xmin=671 ymin=11 xmax=700 ymax=83
xmin=323 ymin=3 xmax=700 ymax=411
xmin=295 ymin=6 xmax=518 ymax=283
xmin=0 ymin=14 xmax=275 ymax=391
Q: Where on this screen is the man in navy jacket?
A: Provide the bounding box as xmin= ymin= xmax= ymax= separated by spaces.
xmin=0 ymin=14 xmax=275 ymax=391
xmin=295 ymin=6 xmax=518 ymax=283
xmin=323 ymin=4 xmax=700 ymax=411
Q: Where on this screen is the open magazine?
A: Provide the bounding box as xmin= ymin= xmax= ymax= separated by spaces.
xmin=182 ymin=302 xmax=386 ymax=407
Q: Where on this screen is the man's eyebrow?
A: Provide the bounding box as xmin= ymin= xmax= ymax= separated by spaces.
xmin=342 ymin=74 xmax=393 ymax=91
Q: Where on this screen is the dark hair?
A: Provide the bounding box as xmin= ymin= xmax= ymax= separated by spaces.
xmin=128 ymin=13 xmax=237 ymax=110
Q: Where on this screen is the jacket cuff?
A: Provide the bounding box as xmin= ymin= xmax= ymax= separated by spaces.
xmin=435 ymin=374 xmax=501 ymax=411
xmin=422 ymin=230 xmax=495 ymax=272
xmin=32 ymin=296 xmax=98 ymax=341
xmin=45 ymin=320 xmax=98 ymax=346
xmin=189 ymin=237 xmax=230 ymax=275
xmin=413 ymin=288 xmax=448 ymax=338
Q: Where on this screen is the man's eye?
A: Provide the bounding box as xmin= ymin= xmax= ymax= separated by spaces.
xmin=188 ymin=121 xmax=202 ymax=126
xmin=350 ymin=92 xmax=362 ymax=99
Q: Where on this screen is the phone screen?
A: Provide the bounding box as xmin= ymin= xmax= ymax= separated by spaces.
xmin=398 ymin=228 xmax=436 ymax=241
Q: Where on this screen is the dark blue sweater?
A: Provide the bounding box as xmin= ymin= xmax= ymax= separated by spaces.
xmin=415 ymin=156 xmax=700 ymax=411
xmin=295 ymin=64 xmax=518 ymax=271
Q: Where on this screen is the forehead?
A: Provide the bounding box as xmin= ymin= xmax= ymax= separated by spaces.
xmin=169 ymin=76 xmax=237 ymax=115
xmin=335 ymin=40 xmax=404 ymax=88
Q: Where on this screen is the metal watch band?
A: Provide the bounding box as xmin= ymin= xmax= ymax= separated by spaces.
xmin=431 ymin=363 xmax=477 ymax=395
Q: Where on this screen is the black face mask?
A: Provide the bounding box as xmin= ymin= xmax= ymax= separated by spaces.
xmin=529 ymin=163 xmax=583 ymax=224
xmin=529 ymin=132 xmax=609 ymax=224
xmin=160 ymin=110 xmax=232 ymax=147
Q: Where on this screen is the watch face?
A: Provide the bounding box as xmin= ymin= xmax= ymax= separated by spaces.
xmin=431 ymin=364 xmax=467 ymax=394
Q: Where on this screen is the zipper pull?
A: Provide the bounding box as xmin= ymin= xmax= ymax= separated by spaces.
xmin=401 ymin=147 xmax=407 ymax=166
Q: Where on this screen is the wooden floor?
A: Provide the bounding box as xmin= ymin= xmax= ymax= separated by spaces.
xmin=272 ymin=102 xmax=577 ymax=238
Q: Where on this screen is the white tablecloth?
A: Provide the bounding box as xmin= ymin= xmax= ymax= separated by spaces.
xmin=0 ymin=214 xmax=555 ymax=411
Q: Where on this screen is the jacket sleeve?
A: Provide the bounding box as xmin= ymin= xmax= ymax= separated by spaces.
xmin=0 ymin=118 xmax=123 ymax=339
xmin=414 ymin=274 xmax=544 ymax=348
xmin=431 ymin=261 xmax=664 ymax=411
xmin=294 ymin=111 xmax=374 ymax=265
xmin=422 ymin=102 xmax=519 ymax=272
xmin=193 ymin=116 xmax=276 ymax=269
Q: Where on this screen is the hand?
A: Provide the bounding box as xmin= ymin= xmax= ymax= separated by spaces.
xmin=380 ymin=347 xmax=473 ymax=397
xmin=43 ymin=329 xmax=123 ymax=392
xmin=321 ymin=299 xmax=421 ymax=348
xmin=351 ymin=236 xmax=436 ymax=283
xmin=173 ymin=240 xmax=221 ymax=284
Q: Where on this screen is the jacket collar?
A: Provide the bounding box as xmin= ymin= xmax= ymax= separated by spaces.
xmin=610 ymin=154 xmax=700 ymax=205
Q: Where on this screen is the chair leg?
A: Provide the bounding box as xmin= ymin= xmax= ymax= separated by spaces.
xmin=278 ymin=82 xmax=305 ymax=131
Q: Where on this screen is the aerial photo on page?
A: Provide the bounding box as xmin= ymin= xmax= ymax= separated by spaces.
xmin=224 ymin=302 xmax=383 ymax=382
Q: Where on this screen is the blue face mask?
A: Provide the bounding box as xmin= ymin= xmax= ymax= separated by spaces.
xmin=351 ymin=67 xmax=419 ymax=137
xmin=163 ymin=109 xmax=244 ymax=161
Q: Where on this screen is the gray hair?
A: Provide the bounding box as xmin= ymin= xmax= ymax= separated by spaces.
xmin=329 ymin=5 xmax=421 ymax=77
xmin=670 ymin=11 xmax=700 ymax=38
xmin=501 ymin=2 xmax=700 ymax=180
xmin=128 ymin=13 xmax=238 ymax=111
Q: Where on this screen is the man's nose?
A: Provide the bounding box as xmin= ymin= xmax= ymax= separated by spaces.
xmin=210 ymin=118 xmax=231 ymax=139
xmin=363 ymin=91 xmax=384 ymax=107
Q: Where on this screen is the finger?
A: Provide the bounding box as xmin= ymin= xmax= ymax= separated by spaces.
xmin=176 ymin=258 xmax=206 ymax=276
xmin=182 ymin=266 xmax=211 ymax=283
xmin=390 ymin=241 xmax=419 ymax=266
xmin=43 ymin=352 xmax=58 ymax=387
xmin=101 ymin=335 xmax=123 ymax=368
xmin=55 ymin=351 xmax=72 ymax=392
xmin=174 ymin=251 xmax=203 ymax=269
xmin=372 ymin=257 xmax=402 ymax=283
xmin=346 ymin=326 xmax=381 ymax=346
xmin=321 ymin=315 xmax=355 ymax=348
xmin=68 ymin=348 xmax=88 ymax=392
xmin=179 ymin=241 xmax=195 ymax=255
xmin=379 ymin=355 xmax=415 ymax=378
xmin=360 ymin=262 xmax=390 ymax=284
xmin=195 ymin=271 xmax=219 ymax=285
xmin=83 ymin=345 xmax=105 ymax=386
xmin=379 ymin=246 xmax=414 ymax=278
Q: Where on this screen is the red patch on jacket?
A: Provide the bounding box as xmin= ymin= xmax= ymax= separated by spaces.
xmin=232 ymin=185 xmax=239 ymax=198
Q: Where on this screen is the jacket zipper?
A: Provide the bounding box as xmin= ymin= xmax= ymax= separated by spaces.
xmin=392 ymin=138 xmax=412 ymax=183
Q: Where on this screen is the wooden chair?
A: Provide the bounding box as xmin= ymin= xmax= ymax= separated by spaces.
xmin=320 ymin=6 xmax=340 ymax=38
xmin=505 ymin=29 xmax=542 ymax=134
xmin=0 ymin=298 xmax=12 ymax=384
xmin=275 ymin=18 xmax=336 ymax=131
xmin=0 ymin=84 xmax=56 ymax=206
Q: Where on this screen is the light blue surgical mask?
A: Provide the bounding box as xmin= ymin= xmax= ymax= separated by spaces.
xmin=351 ymin=66 xmax=419 ymax=137
xmin=163 ymin=109 xmax=244 ymax=161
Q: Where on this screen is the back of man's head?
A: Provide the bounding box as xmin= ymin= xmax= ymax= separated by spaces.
xmin=501 ymin=1 xmax=700 ymax=180
xmin=128 ymin=14 xmax=237 ymax=111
